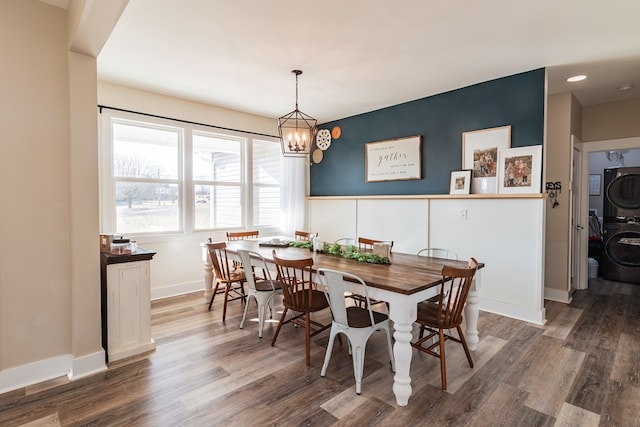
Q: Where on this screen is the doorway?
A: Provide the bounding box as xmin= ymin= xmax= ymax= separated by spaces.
xmin=576 ymin=137 xmax=640 ymax=290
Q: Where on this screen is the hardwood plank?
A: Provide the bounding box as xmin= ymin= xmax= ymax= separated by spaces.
xmin=564 ymin=347 xmax=616 ymax=415
xmin=598 ymin=379 xmax=640 ymax=427
xmin=543 ymin=305 xmax=583 ymax=340
xmin=472 ymin=382 xmax=554 ymax=427
xmin=503 ymin=336 xmax=585 ymax=417
xmin=553 ymin=402 xmax=600 ymax=427
xmin=610 ymin=332 xmax=640 ymax=388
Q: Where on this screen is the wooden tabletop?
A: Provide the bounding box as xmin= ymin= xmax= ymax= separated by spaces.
xmin=224 ymin=240 xmax=482 ymax=296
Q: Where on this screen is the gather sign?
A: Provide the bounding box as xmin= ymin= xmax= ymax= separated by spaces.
xmin=365 ymin=135 xmax=422 ymax=182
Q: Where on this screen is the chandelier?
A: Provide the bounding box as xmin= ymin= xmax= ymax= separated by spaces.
xmin=278 ymin=70 xmax=317 ymax=157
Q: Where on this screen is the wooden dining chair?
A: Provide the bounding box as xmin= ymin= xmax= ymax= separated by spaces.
xmin=226 ymin=230 xmax=259 ymax=270
xmin=237 ymin=250 xmax=282 ymax=338
xmin=206 ymin=242 xmax=247 ymax=322
xmin=294 ymin=231 xmax=317 ymax=241
xmin=318 ymin=268 xmax=395 ymax=395
xmin=411 ymin=258 xmax=479 ymax=390
xmin=357 ymin=237 xmax=394 ymax=252
xmin=271 ymin=251 xmax=331 ymax=366
xmin=226 ymin=230 xmax=259 ymax=241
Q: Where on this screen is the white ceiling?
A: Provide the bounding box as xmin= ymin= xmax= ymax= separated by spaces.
xmin=96 ymin=0 xmax=640 ymax=123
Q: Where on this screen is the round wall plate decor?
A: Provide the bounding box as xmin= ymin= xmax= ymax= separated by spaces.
xmin=331 ymin=126 xmax=341 ymax=139
xmin=312 ymin=148 xmax=324 ymax=164
xmin=316 ymin=129 xmax=331 ymax=150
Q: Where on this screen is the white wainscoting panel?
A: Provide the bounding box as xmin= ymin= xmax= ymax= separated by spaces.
xmin=357 ymin=199 xmax=429 ymax=254
xmin=308 ymin=195 xmax=546 ymax=325
xmin=429 ymin=198 xmax=545 ymax=323
xmin=308 ymin=199 xmax=357 ymax=243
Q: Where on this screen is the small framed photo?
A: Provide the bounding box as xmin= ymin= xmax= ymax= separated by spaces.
xmin=449 ymin=170 xmax=472 ymax=195
xmin=497 ymin=145 xmax=543 ymax=194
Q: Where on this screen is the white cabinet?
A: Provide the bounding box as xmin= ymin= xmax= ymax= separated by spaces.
xmin=101 ymin=249 xmax=156 ymax=362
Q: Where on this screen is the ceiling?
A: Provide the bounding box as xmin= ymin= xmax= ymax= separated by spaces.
xmin=95 ymin=0 xmax=640 ymax=124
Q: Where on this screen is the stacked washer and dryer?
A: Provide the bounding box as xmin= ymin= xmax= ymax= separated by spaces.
xmin=600 ymin=167 xmax=640 ymax=284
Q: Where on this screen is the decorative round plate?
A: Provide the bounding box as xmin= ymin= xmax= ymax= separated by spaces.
xmin=331 ymin=126 xmax=341 ymax=139
xmin=312 ymin=148 xmax=324 ymax=164
xmin=316 ymin=129 xmax=331 ymax=150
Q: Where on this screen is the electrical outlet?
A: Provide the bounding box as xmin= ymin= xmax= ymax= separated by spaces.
xmin=460 ymin=209 xmax=468 ymax=220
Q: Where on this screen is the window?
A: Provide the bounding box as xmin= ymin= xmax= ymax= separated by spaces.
xmin=112 ymin=120 xmax=181 ymax=234
xmin=100 ymin=110 xmax=284 ymax=236
xmin=193 ymin=132 xmax=242 ymax=229
xmin=252 ymin=139 xmax=281 ymax=227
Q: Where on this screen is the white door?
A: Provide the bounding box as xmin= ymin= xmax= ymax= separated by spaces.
xmin=570 ymin=136 xmax=588 ymax=290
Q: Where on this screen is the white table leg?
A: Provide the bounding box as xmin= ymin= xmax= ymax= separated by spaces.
xmin=464 ymin=276 xmax=481 ymax=350
xmin=201 ymin=244 xmax=213 ymax=302
xmin=388 ymin=301 xmax=417 ymax=407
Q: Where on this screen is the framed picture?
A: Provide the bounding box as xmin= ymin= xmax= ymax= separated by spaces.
xmin=462 ymin=125 xmax=511 ymax=194
xmin=365 ymin=135 xmax=422 ymax=182
xmin=497 ymin=145 xmax=543 ymax=194
xmin=449 ymin=170 xmax=472 ymax=195
xmin=589 ymin=174 xmax=601 ymax=196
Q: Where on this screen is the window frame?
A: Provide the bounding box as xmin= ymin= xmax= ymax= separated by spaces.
xmin=99 ymin=109 xmax=283 ymax=237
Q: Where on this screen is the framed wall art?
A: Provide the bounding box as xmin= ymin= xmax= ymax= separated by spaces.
xmin=365 ymin=135 xmax=422 ymax=182
xmin=449 ymin=170 xmax=472 ymax=195
xmin=497 ymin=145 xmax=543 ymax=194
xmin=462 ymin=125 xmax=511 ymax=194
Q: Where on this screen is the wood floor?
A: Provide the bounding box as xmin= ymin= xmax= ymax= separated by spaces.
xmin=1 ymin=278 xmax=639 ymax=426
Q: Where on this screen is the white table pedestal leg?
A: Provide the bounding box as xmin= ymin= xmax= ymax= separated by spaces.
xmin=201 ymin=244 xmax=213 ymax=302
xmin=464 ymin=288 xmax=480 ymax=351
xmin=391 ymin=321 xmax=413 ymax=406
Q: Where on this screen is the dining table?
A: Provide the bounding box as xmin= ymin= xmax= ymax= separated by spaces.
xmin=200 ymin=238 xmax=484 ymax=406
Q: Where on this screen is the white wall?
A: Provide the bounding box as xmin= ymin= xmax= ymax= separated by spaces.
xmin=309 ymin=195 xmax=547 ymax=324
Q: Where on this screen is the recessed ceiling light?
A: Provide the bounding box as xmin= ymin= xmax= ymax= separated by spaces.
xmin=566 ymin=75 xmax=587 ymax=82
xmin=618 ymin=84 xmax=633 ymax=91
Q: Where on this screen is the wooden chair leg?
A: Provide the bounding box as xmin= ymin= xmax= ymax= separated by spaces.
xmin=222 ymin=284 xmax=230 ymax=322
xmin=208 ymin=282 xmax=221 ymax=310
xmin=305 ymin=312 xmax=311 ymax=366
xmin=439 ymin=328 xmax=447 ymax=390
xmin=271 ymin=307 xmax=288 ymax=347
xmin=457 ymin=326 xmax=474 ymax=368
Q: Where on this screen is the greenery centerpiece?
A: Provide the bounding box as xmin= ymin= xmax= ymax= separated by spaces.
xmin=288 ymin=241 xmax=390 ymax=264
xmin=323 ymin=242 xmax=391 ymax=264
xmin=288 ymin=240 xmax=313 ymax=249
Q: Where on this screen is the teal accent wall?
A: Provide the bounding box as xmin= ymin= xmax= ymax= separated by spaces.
xmin=310 ymin=68 xmax=545 ymax=196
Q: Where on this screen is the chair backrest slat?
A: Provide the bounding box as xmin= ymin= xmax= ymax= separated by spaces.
xmin=272 ymin=251 xmax=315 ymax=311
xmin=206 ymin=242 xmax=232 ymax=282
xmin=358 ymin=237 xmax=394 ymax=252
xmin=436 ymin=258 xmax=478 ymax=327
xmin=294 ymin=231 xmax=317 ymax=241
xmin=227 ymin=230 xmax=259 ymax=241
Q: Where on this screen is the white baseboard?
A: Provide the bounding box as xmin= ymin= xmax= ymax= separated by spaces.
xmin=68 ymin=350 xmax=107 ymax=380
xmin=0 ymin=350 xmax=108 ymax=394
xmin=0 ymin=355 xmax=71 ymax=394
xmin=151 ymin=280 xmax=204 ymax=300
xmin=544 ymin=287 xmax=572 ymax=304
xmin=478 ymin=297 xmax=546 ymax=325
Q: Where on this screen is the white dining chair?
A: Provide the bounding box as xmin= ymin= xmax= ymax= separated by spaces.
xmin=237 ymin=249 xmax=281 ymax=338
xmin=416 ymin=248 xmax=458 ymax=260
xmin=318 ymin=268 xmax=395 ymax=395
